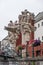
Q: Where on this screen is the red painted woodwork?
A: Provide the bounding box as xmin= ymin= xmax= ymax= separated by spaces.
xmin=16 ymin=33 xmax=22 ymax=46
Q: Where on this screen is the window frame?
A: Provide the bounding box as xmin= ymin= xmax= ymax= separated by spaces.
xmin=42 ymin=36 xmax=43 ymax=40
xmin=38 ymin=23 xmax=40 ymax=28
xmin=41 ymin=22 xmax=43 ymax=26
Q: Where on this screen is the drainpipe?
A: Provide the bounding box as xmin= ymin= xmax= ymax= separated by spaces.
xmin=32 ymin=43 xmax=35 ymax=65
xmin=32 ymin=43 xmax=34 ymax=57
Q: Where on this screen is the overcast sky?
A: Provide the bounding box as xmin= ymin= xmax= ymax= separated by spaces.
xmin=0 ymin=0 xmax=43 ymax=41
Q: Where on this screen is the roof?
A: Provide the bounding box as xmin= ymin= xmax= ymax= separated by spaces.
xmin=0 ymin=41 xmax=1 ymax=44
xmin=35 ymin=12 xmax=43 ymax=23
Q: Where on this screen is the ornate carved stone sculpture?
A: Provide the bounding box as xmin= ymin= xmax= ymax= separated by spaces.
xmin=4 ymin=10 xmax=36 ymax=58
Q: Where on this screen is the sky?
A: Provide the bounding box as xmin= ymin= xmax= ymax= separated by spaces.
xmin=0 ymin=0 xmax=43 ymax=41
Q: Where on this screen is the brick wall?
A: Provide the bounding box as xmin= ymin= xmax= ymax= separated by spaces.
xmin=27 ymin=43 xmax=43 ymax=57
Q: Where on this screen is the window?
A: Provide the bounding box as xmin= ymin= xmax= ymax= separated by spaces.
xmin=42 ymin=36 xmax=43 ymax=40
xmin=38 ymin=37 xmax=40 ymax=40
xmin=42 ymin=22 xmax=43 ymax=26
xmin=38 ymin=24 xmax=40 ymax=27
xmin=36 ymin=50 xmax=40 ymax=56
xmin=42 ymin=51 xmax=43 ymax=55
